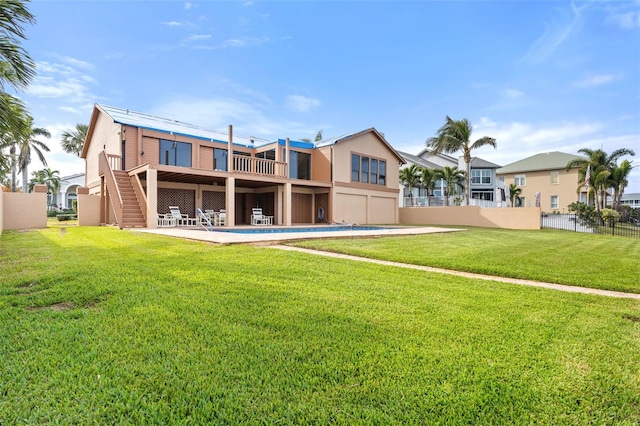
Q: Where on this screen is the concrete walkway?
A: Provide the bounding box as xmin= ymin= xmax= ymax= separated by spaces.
xmin=271 ymin=245 xmax=640 ymax=300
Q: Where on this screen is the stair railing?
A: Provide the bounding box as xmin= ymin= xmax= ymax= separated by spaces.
xmin=98 ymin=151 xmax=124 ymax=227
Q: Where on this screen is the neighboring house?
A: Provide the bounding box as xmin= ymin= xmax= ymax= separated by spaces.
xmin=80 ymin=104 xmax=404 ymax=228
xmin=496 ymin=151 xmax=584 ymax=211
xmin=398 ymin=149 xmax=502 ymax=206
xmin=51 ymin=173 xmax=84 ymax=209
xmin=621 ymin=193 xmax=640 ymax=209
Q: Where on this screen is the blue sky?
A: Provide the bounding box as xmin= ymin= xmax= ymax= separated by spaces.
xmin=17 ymin=0 xmax=640 ymax=192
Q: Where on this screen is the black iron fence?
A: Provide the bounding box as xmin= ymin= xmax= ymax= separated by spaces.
xmin=541 ymin=212 xmax=640 ymax=238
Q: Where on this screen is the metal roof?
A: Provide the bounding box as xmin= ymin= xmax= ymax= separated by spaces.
xmin=497 ymin=151 xmax=584 ymax=174
xmin=397 ymin=151 xmax=442 ymax=169
xmin=470 ymin=157 xmax=501 ymax=168
xmin=98 ymin=104 xmax=304 ymax=148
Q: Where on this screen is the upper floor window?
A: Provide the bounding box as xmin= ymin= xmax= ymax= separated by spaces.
xmin=351 ymin=153 xmax=386 ymax=186
xmin=514 ymin=174 xmax=526 ymax=186
xmin=471 ymin=169 xmax=491 ymax=184
xmin=290 ymin=150 xmax=311 ymax=180
xmin=214 ymin=148 xmax=228 ymax=171
xmin=550 ymin=171 xmax=559 ymax=185
xmin=160 ymin=139 xmax=192 ymax=167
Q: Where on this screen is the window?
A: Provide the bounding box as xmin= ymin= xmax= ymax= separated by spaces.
xmin=472 ymin=190 xmax=494 ymax=201
xmin=471 ymin=169 xmax=491 ymax=184
xmin=214 ymin=148 xmax=228 ymax=171
xmin=514 ymin=174 xmax=526 ymax=186
xmin=550 ymin=171 xmax=559 ymax=185
xmin=518 ymin=197 xmax=526 ymax=207
xmin=351 ymin=154 xmax=360 ymax=182
xmin=370 ymin=159 xmax=378 ymax=184
xmin=290 ymin=150 xmax=311 ymax=180
xmin=160 ymin=139 xmax=192 ymax=167
xmin=351 ymin=153 xmax=386 ymax=186
xmin=361 ymin=157 xmax=369 ymax=183
xmin=550 ymin=195 xmax=558 ymax=209
xmin=256 ymin=150 xmax=275 ymax=160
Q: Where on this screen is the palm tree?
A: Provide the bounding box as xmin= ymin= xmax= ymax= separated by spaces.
xmin=426 ymin=116 xmax=497 ymax=206
xmin=399 ymin=164 xmax=421 ymax=206
xmin=435 ymin=166 xmax=464 ymax=206
xmin=31 ymin=168 xmax=60 ymax=208
xmin=508 ymin=183 xmax=522 ymax=208
xmin=0 ymin=0 xmax=36 ymax=131
xmin=566 ymin=148 xmax=635 ymax=212
xmin=61 ymin=123 xmax=88 ymax=156
xmin=419 ymin=167 xmax=437 ymax=206
xmin=0 ymin=94 xmax=28 ymax=191
xmin=17 ymin=116 xmax=51 ymax=192
xmin=610 ymin=159 xmax=634 ymax=210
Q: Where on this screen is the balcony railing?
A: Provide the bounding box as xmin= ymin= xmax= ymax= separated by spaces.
xmin=232 ymin=155 xmax=287 ymax=178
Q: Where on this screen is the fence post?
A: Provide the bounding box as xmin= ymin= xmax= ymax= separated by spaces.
xmin=574 ymin=213 xmax=577 ymax=232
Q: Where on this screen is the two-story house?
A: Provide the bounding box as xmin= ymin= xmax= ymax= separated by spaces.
xmin=80 ymin=104 xmax=404 ymax=228
xmin=496 ymin=151 xmax=584 ymax=211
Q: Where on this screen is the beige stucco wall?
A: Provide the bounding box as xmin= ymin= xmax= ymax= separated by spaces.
xmin=85 ymin=110 xmax=121 ymax=186
xmin=400 ymin=206 xmax=541 ymax=230
xmin=2 ymin=192 xmax=47 ymax=230
xmin=498 ymin=168 xmax=580 ymax=212
xmin=77 ymin=193 xmax=101 ymax=226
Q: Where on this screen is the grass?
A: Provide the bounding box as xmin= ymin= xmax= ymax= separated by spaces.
xmin=291 ymin=227 xmax=640 ymax=294
xmin=0 ymin=226 xmax=639 ymax=424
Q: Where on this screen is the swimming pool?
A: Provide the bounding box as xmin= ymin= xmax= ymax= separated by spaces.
xmin=212 ymin=225 xmax=393 ymax=234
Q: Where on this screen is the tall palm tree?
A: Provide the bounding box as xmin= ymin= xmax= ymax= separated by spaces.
xmin=60 ymin=123 xmax=88 ymax=156
xmin=419 ymin=167 xmax=437 ymax=206
xmin=610 ymin=159 xmax=634 ymax=210
xmin=399 ymin=164 xmax=421 ymax=206
xmin=0 ymin=0 xmax=36 ymax=131
xmin=426 ymin=116 xmax=496 ymax=206
xmin=0 ymin=94 xmax=28 ymax=191
xmin=566 ymin=148 xmax=635 ymax=211
xmin=435 ymin=166 xmax=464 ymax=206
xmin=508 ymin=183 xmax=522 ymax=208
xmin=17 ymin=116 xmax=51 ymax=192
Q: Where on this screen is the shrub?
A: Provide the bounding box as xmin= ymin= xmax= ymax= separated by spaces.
xmin=568 ymin=202 xmax=598 ymax=227
xmin=600 ymin=208 xmax=620 ymax=227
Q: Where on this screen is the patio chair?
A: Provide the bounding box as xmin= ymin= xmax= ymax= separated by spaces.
xmin=157 ymin=213 xmax=177 ymax=227
xmin=168 ymin=206 xmax=197 ymax=226
xmin=215 ymin=209 xmax=226 ymax=226
xmin=251 ymin=208 xmax=273 ymax=225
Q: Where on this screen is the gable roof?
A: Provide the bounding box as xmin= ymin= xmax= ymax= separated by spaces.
xmin=316 ymin=128 xmax=405 ymax=164
xmin=497 ymin=151 xmax=584 ymax=174
xmin=470 ymin=157 xmax=501 ymax=168
xmin=397 ymin=150 xmax=447 ymax=169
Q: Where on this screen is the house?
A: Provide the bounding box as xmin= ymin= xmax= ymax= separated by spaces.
xmin=398 ymin=148 xmax=502 ymax=206
xmin=621 ymin=193 xmax=640 ymax=209
xmin=51 ymin=173 xmax=84 ymax=209
xmin=496 ymin=151 xmax=584 ymax=211
xmin=80 ymin=104 xmax=404 ymax=228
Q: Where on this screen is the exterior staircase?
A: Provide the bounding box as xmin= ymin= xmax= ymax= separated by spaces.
xmin=112 ymin=170 xmax=146 ymax=228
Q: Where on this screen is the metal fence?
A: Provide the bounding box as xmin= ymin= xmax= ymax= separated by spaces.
xmin=540 ymin=212 xmax=640 ymax=238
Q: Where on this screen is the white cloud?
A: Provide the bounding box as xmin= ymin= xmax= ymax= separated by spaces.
xmin=62 ymin=56 xmax=95 ymax=70
xmin=187 ymin=34 xmax=212 ymax=41
xmin=574 ymin=73 xmax=619 ymax=88
xmin=605 ymin=2 xmax=640 ymax=29
xmin=28 ymin=61 xmax=97 ymax=105
xmin=286 ymin=95 xmax=321 ymax=113
xmin=162 ymin=21 xmax=182 ymax=27
xmin=222 ymin=36 xmax=269 ymax=48
xmin=184 ymin=2 xmax=194 ymax=10
xmin=503 ymin=89 xmax=524 ymax=100
xmin=522 ymin=3 xmax=587 ymax=64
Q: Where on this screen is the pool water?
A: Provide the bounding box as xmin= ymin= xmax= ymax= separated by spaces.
xmin=213 ymin=225 xmax=393 ymax=234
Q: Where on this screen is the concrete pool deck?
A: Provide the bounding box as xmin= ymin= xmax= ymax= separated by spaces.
xmin=133 ymin=224 xmax=463 ymax=244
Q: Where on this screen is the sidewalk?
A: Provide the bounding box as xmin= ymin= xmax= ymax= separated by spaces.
xmin=271 ymin=245 xmax=640 ymax=300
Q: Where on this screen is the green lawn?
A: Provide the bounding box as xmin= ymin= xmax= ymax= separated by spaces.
xmin=0 ymin=227 xmax=639 ymax=424
xmin=292 ymin=227 xmax=640 ymax=294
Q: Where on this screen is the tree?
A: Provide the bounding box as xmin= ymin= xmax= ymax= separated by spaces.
xmin=300 ymin=130 xmax=324 ymax=143
xmin=0 ymin=94 xmax=28 ymax=191
xmin=435 ymin=166 xmax=464 ymax=206
xmin=399 ymin=164 xmax=421 ymax=206
xmin=0 ymin=0 xmax=36 ymax=131
xmin=419 ymin=167 xmax=437 ymax=206
xmin=566 ymin=148 xmax=635 ymax=212
xmin=508 ymin=183 xmax=522 ymax=208
xmin=30 ymin=167 xmax=60 ymax=207
xmin=610 ymin=159 xmax=634 ymax=210
xmin=60 ymin=123 xmax=87 ymax=156
xmin=426 ymin=116 xmax=496 ymax=206
xmin=17 ymin=115 xmax=51 ymax=192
